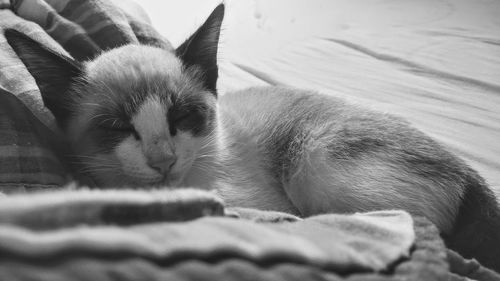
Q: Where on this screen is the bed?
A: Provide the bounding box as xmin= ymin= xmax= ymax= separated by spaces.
xmin=0 ymin=0 xmax=499 ymax=279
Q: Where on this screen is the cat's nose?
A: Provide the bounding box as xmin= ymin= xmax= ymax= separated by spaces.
xmin=149 ymin=156 xmax=177 ymax=175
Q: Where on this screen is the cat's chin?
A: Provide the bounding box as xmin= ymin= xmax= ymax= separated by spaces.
xmin=87 ymin=167 xmax=186 ymax=189
xmin=138 ymin=172 xmax=186 ymax=189
xmin=160 ymin=175 xmax=184 ymax=188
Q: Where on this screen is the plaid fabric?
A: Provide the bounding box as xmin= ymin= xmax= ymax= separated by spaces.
xmin=0 ymin=0 xmax=173 ymax=193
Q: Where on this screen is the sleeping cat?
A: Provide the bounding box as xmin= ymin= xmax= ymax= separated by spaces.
xmin=6 ymin=4 xmax=500 ymax=271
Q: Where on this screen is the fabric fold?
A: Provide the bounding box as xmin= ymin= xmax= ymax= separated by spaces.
xmin=0 ymin=192 xmax=415 ymax=274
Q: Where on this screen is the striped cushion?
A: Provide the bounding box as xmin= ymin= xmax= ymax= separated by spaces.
xmin=11 ymin=0 xmax=173 ymax=60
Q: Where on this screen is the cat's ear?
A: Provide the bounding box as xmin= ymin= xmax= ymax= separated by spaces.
xmin=5 ymin=29 xmax=83 ymax=128
xmin=176 ymin=4 xmax=224 ymax=95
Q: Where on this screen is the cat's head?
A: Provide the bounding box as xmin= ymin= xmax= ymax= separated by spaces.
xmin=6 ymin=4 xmax=225 ymax=188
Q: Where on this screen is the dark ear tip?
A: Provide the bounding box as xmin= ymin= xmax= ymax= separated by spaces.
xmin=211 ymin=3 xmax=225 ymax=21
xmin=4 ymin=29 xmax=33 ymax=47
xmin=4 ymin=28 xmax=22 ymax=41
xmin=214 ymin=3 xmax=225 ymax=14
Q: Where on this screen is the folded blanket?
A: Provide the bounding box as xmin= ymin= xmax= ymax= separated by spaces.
xmin=0 ymin=189 xmax=497 ymax=281
xmin=0 ymin=189 xmax=415 ymax=280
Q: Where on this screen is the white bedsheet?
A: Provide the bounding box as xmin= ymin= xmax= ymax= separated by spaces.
xmin=138 ymin=0 xmax=500 ymax=197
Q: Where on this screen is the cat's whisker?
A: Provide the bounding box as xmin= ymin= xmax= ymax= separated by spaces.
xmin=69 ymin=154 xmax=105 ymax=159
xmin=74 ymin=158 xmax=116 ymax=165
xmin=69 ymin=155 xmax=113 ymax=162
xmin=194 ymin=148 xmax=218 ymax=157
xmin=94 ymin=81 xmax=122 ymax=109
xmin=81 ymin=102 xmax=101 ymax=108
xmin=70 ymin=154 xmax=120 ymax=173
xmin=190 ymin=164 xmax=214 ymax=173
xmin=76 ymin=162 xmax=120 ymax=169
xmin=78 ymin=166 xmax=117 ymax=173
xmin=88 ymin=113 xmax=113 ymax=123
xmin=76 ymin=160 xmax=120 ymax=170
xmin=198 ymin=137 xmax=219 ymax=150
xmin=196 ymin=145 xmax=218 ymax=153
xmin=195 ymin=150 xmax=217 ymax=158
xmin=194 ymin=154 xmax=217 ymax=160
xmin=77 ymin=167 xmax=119 ymax=175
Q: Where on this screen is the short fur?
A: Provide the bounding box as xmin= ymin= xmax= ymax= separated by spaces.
xmin=6 ymin=4 xmax=500 ymax=272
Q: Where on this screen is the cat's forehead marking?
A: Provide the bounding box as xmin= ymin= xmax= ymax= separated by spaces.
xmin=86 ymin=45 xmax=183 ymax=77
xmin=132 ymin=96 xmax=168 ymax=139
xmin=84 ymin=45 xmax=185 ymax=102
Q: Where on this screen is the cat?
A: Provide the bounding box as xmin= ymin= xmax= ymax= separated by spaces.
xmin=6 ymin=4 xmax=500 ymax=271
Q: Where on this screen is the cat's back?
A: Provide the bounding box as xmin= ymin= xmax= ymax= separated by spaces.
xmin=219 ymin=87 xmax=352 ymax=136
xmin=220 ymin=87 xmax=346 ymax=121
xmin=219 ymin=86 xmax=410 ymax=146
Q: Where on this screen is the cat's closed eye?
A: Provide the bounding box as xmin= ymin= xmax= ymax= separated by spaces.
xmin=98 ymin=118 xmax=140 ymax=140
xmin=170 ymin=109 xmax=204 ymax=134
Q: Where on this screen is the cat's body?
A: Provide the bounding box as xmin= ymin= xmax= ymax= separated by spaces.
xmin=6 ymin=4 xmax=500 ymax=272
xmin=213 ymin=88 xmax=463 ymax=231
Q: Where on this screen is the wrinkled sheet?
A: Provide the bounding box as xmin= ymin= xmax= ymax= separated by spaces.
xmin=139 ymin=0 xmax=500 ymax=198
